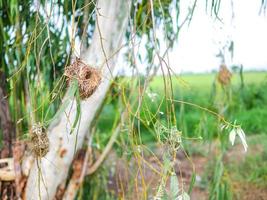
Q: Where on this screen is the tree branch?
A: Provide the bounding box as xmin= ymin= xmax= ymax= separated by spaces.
xmin=24 ymin=1 xmax=131 ymax=199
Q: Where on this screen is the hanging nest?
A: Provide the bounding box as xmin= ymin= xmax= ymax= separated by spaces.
xmin=64 ymin=58 xmax=101 ymax=99
xmin=30 ymin=123 xmax=49 ymax=157
xmin=217 ymin=64 xmax=232 ymax=85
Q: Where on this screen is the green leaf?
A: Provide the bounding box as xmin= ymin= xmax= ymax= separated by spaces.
xmin=10 ymin=0 xmax=17 ymax=21
xmin=48 ymin=80 xmax=78 ymax=124
xmin=170 ymin=174 xmax=179 ymax=199
xmin=70 ymin=87 xmax=81 ymax=135
xmin=187 ymin=172 xmax=196 ymax=195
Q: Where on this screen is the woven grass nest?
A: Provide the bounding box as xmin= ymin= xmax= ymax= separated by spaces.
xmin=218 ymin=64 xmax=232 ymax=85
xmin=30 ymin=123 xmax=49 ymax=157
xmin=64 ymin=58 xmax=101 ymax=99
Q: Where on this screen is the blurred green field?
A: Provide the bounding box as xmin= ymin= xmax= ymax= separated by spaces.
xmin=151 ymin=72 xmax=267 ymax=99
xmin=151 ymin=71 xmax=267 ymax=92
xmin=149 ymin=71 xmax=267 ymax=136
xmin=98 ymin=71 xmax=267 ymax=144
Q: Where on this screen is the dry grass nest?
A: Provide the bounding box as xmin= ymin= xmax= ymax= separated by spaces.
xmin=217 ymin=64 xmax=232 ymax=85
xmin=30 ymin=123 xmax=49 ymax=157
xmin=64 ymin=58 xmax=101 ymax=99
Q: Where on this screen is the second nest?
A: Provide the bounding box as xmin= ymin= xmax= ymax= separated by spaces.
xmin=64 ymin=58 xmax=101 ymax=99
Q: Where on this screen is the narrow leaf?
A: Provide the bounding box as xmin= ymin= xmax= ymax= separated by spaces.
xmin=170 ymin=174 xmax=179 ymax=199
xmin=187 ymin=172 xmax=196 ymax=195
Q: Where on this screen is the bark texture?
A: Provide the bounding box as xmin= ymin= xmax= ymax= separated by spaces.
xmin=0 ymin=71 xmax=16 ymax=159
xmin=24 ymin=0 xmax=130 ymax=199
xmin=0 ymin=70 xmax=16 ymax=199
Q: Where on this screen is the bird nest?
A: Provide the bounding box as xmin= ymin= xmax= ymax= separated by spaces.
xmin=64 ymin=58 xmax=101 ymax=99
xmin=30 ymin=123 xmax=49 ymax=157
xmin=217 ymin=64 xmax=232 ymax=85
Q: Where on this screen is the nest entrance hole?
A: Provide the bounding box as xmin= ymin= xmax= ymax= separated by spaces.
xmin=64 ymin=58 xmax=101 ymax=99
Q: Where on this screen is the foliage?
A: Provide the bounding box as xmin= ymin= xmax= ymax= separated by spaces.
xmin=0 ymin=0 xmax=267 ymax=199
xmin=90 ymin=71 xmax=267 ymax=199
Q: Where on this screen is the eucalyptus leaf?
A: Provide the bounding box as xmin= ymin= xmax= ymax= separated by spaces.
xmin=48 ymin=80 xmax=78 ymax=123
xmin=70 ymin=86 xmax=81 ymax=135
xmin=170 ymin=174 xmax=179 ymax=199
xmin=187 ymin=172 xmax=196 ymax=195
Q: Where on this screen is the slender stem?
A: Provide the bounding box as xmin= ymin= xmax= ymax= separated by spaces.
xmin=170 ymin=99 xmax=239 ymax=128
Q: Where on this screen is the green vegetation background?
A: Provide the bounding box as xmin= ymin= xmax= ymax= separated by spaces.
xmin=1 ymin=71 xmax=267 ymax=200
xmin=98 ymin=72 xmax=267 ymax=142
xmin=88 ymin=71 xmax=267 ymax=199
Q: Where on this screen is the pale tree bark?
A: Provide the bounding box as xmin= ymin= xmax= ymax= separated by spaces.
xmin=24 ymin=0 xmax=130 ymax=199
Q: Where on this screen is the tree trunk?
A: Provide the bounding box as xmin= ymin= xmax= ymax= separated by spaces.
xmin=0 ymin=71 xmax=16 ymax=159
xmin=0 ymin=71 xmax=16 ymax=199
xmin=24 ymin=0 xmax=130 ymax=199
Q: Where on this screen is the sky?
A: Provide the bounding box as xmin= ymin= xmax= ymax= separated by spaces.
xmin=69 ymin=0 xmax=267 ymax=74
xmin=168 ymin=0 xmax=267 ymax=73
